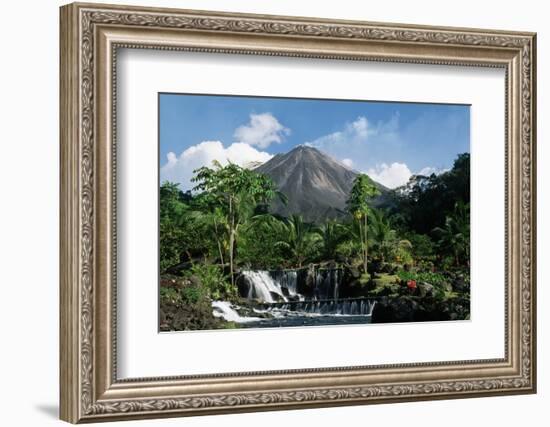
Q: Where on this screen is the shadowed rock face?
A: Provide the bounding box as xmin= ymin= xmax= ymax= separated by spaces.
xmin=255 ymin=145 xmax=387 ymax=223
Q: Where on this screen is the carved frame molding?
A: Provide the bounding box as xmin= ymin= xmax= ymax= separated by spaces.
xmin=60 ymin=2 xmax=536 ymax=423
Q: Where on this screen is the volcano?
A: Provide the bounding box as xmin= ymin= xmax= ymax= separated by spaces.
xmin=254 ymin=145 xmax=388 ymax=223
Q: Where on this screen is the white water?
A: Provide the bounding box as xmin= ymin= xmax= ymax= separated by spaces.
xmin=242 ymin=270 xmax=288 ymax=303
xmin=273 ymin=299 xmax=376 ymax=316
xmin=211 ymin=301 xmax=261 ymax=323
xmin=282 ymin=270 xmax=300 ymax=298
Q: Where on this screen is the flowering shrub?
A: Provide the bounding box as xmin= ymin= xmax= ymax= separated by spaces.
xmin=397 ymin=270 xmax=446 ymax=287
xmin=406 ymin=279 xmax=417 ymax=289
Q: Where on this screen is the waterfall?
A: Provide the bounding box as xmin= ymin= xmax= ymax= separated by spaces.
xmin=241 ymin=267 xmax=346 ymax=303
xmin=242 ymin=270 xmax=288 ymax=303
xmin=312 ymin=268 xmax=342 ymax=300
xmin=266 ymin=298 xmax=376 ymax=316
xmin=212 ymin=301 xmax=261 ymax=323
xmin=281 ymin=270 xmax=299 ymax=298
xmin=333 ymin=269 xmax=340 ymax=300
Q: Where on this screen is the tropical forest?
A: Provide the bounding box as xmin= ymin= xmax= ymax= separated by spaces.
xmin=159 ymin=145 xmax=470 ymax=331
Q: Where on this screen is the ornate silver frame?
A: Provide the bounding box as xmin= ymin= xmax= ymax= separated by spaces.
xmin=60 ymin=2 xmax=536 ymax=423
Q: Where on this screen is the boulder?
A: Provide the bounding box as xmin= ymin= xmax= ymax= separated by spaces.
xmin=452 ymin=275 xmax=469 ymax=293
xmin=372 ymin=296 xmax=418 ymax=323
xmin=441 ymin=281 xmax=453 ymax=293
xmin=417 ymin=282 xmax=434 ymax=298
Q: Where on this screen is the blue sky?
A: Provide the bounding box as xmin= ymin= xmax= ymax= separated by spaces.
xmin=159 ymin=93 xmax=470 ymax=190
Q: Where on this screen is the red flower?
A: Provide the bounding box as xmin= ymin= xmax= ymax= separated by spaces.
xmin=407 ymin=279 xmax=417 ymax=289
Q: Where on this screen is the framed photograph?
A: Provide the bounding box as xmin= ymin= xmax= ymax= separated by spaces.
xmin=60 ymin=2 xmax=537 ymax=423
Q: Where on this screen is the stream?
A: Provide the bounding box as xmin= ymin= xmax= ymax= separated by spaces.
xmin=212 ymin=268 xmax=376 ymax=328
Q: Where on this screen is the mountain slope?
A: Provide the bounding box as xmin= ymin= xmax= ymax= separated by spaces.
xmin=255 ymin=145 xmax=388 ymax=223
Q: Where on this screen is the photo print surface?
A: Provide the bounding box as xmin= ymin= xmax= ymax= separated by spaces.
xmin=158 ymin=93 xmax=470 ymax=331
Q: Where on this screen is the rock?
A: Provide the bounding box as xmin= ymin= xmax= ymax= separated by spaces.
xmin=348 ymin=266 xmax=361 ymax=279
xmin=441 ymin=281 xmax=453 ymax=293
xmin=236 ymin=274 xmax=251 ymax=299
xmin=372 ymin=296 xmax=418 ymax=323
xmin=371 ymin=295 xmax=469 ymax=324
xmin=417 ymin=282 xmax=434 ymax=298
xmin=160 ymin=275 xmax=189 ymax=289
xmin=452 ymin=276 xmax=469 ymax=293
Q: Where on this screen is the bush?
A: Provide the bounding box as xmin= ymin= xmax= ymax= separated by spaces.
xmin=397 ymin=270 xmax=446 ymax=287
xmin=188 ymin=263 xmax=235 ymax=300
xmin=359 ymin=272 xmax=371 ymax=286
xmin=181 ymin=284 xmax=207 ymax=304
xmin=160 ymin=287 xmax=183 ymax=305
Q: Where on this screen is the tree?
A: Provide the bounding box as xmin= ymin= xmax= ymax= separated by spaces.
xmin=238 ymin=213 xmax=287 ymax=269
xmin=368 ymin=209 xmax=412 ymax=264
xmin=274 ymin=214 xmax=322 ymax=268
xmin=319 ymin=220 xmax=347 ymax=261
xmin=394 ymin=153 xmax=470 ymax=235
xmin=346 ymin=174 xmax=380 ymax=272
xmin=192 ymin=161 xmax=280 ymax=287
xmin=432 ymin=201 xmax=470 ymax=267
xmin=159 ymin=182 xmax=194 ymax=272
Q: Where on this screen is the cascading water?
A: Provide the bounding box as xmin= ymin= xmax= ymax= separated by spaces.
xmin=312 ymin=268 xmax=342 ymax=300
xmin=280 ymin=270 xmax=299 ymax=299
xmin=211 ymin=301 xmax=261 ymax=323
xmin=215 ymin=267 xmax=375 ymax=328
xmin=242 ymin=270 xmax=288 ymax=303
xmin=272 ymin=298 xmax=376 ymax=316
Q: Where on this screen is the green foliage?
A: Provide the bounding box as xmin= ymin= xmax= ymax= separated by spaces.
xmin=335 ymin=238 xmax=361 ymax=260
xmin=158 ymin=153 xmax=470 ymax=303
xmin=319 ymin=220 xmax=348 ymax=260
xmin=191 ymin=161 xmax=282 ymax=286
xmin=359 ymin=272 xmax=371 ymax=286
xmin=394 ymin=153 xmax=470 ymax=235
xmin=181 ymin=284 xmax=207 ymax=304
xmin=432 ymin=201 xmax=470 ymax=267
xmin=273 ymin=214 xmax=322 ymax=267
xmin=188 ymin=263 xmax=235 ymax=300
xmin=347 ymin=174 xmax=380 ymax=217
xmin=368 ymin=209 xmax=412 ymax=264
xmin=347 ymin=174 xmax=381 ymax=272
xmin=159 ymin=287 xmax=183 ymax=305
xmin=403 ymin=233 xmax=436 ymax=265
xmin=159 ymin=181 xmax=214 ymax=271
xmin=396 ymin=270 xmax=447 ymax=287
xmin=238 ymin=213 xmax=287 ymax=268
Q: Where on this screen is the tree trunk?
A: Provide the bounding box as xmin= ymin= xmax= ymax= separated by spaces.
xmin=228 ymin=197 xmax=235 ymax=288
xmin=357 ymin=219 xmax=365 ymax=273
xmin=363 ymin=214 xmax=368 ymax=273
xmin=213 ymin=217 xmax=224 ymax=266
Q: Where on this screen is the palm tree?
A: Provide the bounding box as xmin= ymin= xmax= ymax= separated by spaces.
xmin=319 ymin=220 xmax=347 ymax=261
xmin=347 ymin=174 xmax=380 ymax=272
xmin=192 ymin=161 xmax=280 ymax=287
xmin=274 ymin=214 xmax=322 ymax=268
xmin=368 ymin=209 xmax=412 ymax=264
xmin=432 ymin=201 xmax=470 ymax=267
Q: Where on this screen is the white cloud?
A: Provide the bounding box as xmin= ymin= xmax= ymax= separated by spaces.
xmin=233 ymin=113 xmax=290 ymax=149
xmin=341 ymin=158 xmax=354 ymax=169
xmin=417 ymin=166 xmax=449 ymax=176
xmin=367 ymin=162 xmax=412 ymax=189
xmin=306 ymin=114 xmax=402 ymax=173
xmin=161 ymin=141 xmax=273 ymax=191
xmin=366 ymin=163 xmax=449 ymax=189
xmin=307 ymin=116 xmax=371 ymax=148
xmin=417 ymin=166 xmax=437 ymax=176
